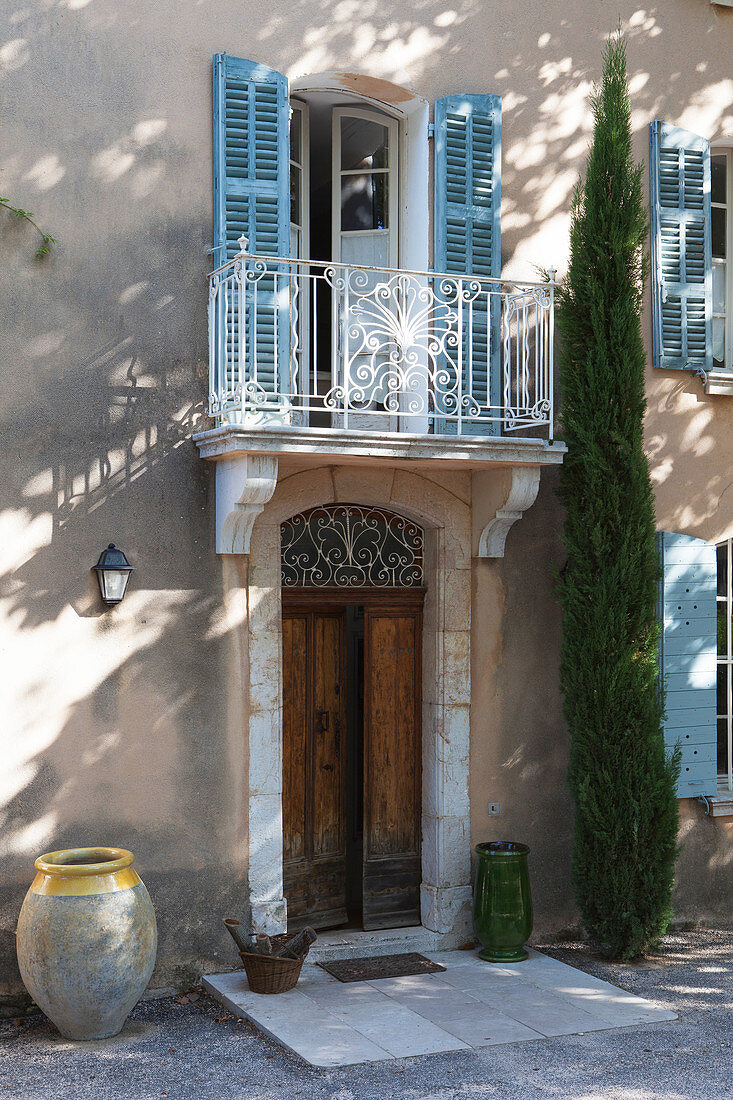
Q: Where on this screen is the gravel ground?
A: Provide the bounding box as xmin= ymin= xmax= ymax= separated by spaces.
xmin=0 ymin=930 xmax=731 ymax=1100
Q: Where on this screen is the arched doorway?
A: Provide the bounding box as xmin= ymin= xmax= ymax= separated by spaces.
xmin=280 ymin=504 xmax=424 ymax=931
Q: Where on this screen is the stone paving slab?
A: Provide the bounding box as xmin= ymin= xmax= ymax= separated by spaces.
xmin=202 ymin=946 xmax=677 ymax=1067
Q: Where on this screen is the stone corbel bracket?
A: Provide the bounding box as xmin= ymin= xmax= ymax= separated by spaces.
xmin=478 ymin=466 xmax=542 ymax=558
xmin=215 ymin=454 xmax=279 ymax=554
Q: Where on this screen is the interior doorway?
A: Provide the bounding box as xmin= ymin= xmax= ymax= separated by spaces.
xmin=281 ymin=589 xmax=423 ymax=932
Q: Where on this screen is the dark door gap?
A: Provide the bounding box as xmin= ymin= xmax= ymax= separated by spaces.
xmin=345 ymin=604 xmax=364 ymax=924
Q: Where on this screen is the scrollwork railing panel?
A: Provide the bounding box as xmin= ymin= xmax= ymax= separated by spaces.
xmin=208 ymin=251 xmax=555 ymax=438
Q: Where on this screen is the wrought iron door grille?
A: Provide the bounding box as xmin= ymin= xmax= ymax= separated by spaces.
xmin=281 ymin=505 xmax=424 ymax=588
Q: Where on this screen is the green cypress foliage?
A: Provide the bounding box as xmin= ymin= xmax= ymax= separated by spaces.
xmin=556 ymin=32 xmax=680 ymax=960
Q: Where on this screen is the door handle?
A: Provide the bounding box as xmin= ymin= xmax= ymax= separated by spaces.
xmin=317 ymin=709 xmax=329 ymax=732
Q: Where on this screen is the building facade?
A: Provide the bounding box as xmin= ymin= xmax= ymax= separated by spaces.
xmin=1 ymin=1 xmax=732 ymax=992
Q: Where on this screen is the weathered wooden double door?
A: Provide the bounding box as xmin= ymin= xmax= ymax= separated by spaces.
xmin=282 ymin=592 xmax=422 ymax=931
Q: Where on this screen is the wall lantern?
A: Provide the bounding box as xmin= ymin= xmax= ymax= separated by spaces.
xmin=94 ymin=544 xmax=135 ymax=606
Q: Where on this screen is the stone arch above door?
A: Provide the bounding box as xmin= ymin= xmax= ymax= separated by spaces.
xmin=245 ymin=466 xmax=472 ymax=941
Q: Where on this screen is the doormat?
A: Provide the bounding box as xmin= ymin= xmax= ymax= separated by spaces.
xmin=319 ymin=952 xmax=446 ymax=983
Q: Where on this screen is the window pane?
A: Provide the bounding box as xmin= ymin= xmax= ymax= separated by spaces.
xmin=340 ymin=232 xmax=390 ymax=267
xmin=290 ymin=108 xmax=301 ymax=163
xmin=713 ymin=206 xmax=726 ymax=259
xmin=718 ymin=664 xmax=728 ymax=715
xmin=712 ymin=154 xmax=727 ymax=205
xmin=713 ymin=263 xmax=727 ymax=313
xmin=717 ymin=718 xmax=728 ymax=776
xmin=290 ymin=165 xmax=301 ymax=224
xmin=341 ymin=117 xmax=389 ymax=170
xmin=718 ymin=543 xmax=728 ymax=597
xmin=341 ymin=173 xmax=389 ymax=231
xmin=718 ymin=606 xmax=728 ymax=656
xmin=713 ymin=316 xmax=726 ymax=367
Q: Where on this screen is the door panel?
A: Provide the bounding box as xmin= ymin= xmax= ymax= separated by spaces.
xmin=282 ymin=614 xmax=308 ymax=864
xmin=282 ymin=609 xmax=348 ymax=930
xmin=363 ymin=609 xmax=422 ymax=930
xmin=312 ymin=614 xmax=344 ymax=858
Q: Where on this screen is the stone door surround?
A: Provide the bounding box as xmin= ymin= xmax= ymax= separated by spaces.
xmin=245 ymin=465 xmax=473 ymax=941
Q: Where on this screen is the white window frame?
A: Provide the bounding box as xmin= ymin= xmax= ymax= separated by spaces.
xmin=331 ymin=105 xmax=399 ymax=268
xmin=716 ymin=538 xmax=733 ymax=792
xmin=711 ymin=147 xmax=732 ymax=371
xmin=289 ymin=99 xmax=310 ymax=261
xmin=287 ymin=99 xmax=310 ymax=417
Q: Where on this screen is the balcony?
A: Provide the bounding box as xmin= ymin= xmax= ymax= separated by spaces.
xmin=194 ymin=246 xmax=565 ymax=556
xmin=205 ymin=245 xmax=559 ymax=436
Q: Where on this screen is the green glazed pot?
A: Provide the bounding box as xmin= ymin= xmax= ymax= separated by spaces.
xmin=473 ymin=841 xmax=533 ymax=962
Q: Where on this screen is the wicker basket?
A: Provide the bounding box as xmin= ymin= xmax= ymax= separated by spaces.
xmin=239 ymin=951 xmax=303 ymax=994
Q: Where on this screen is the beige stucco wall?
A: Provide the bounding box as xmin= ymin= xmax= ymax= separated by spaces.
xmin=3 ymin=0 xmax=733 ymax=992
xmin=470 ymin=469 xmax=574 ymax=935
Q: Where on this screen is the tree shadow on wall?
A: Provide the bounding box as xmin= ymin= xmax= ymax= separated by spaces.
xmin=0 ymin=214 xmax=251 ymax=990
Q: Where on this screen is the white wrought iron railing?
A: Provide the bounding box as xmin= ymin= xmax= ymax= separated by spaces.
xmin=208 ymin=241 xmax=555 ymax=440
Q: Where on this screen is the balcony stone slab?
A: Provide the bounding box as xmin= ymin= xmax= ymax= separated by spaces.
xmin=194 ymin=423 xmax=566 ymax=470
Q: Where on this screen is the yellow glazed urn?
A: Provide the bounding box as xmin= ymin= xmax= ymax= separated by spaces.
xmin=16 ymin=847 xmax=157 ymax=1040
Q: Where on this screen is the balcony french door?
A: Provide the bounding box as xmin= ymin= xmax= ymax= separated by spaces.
xmin=332 ymin=107 xmax=398 ymax=269
xmin=330 ymin=108 xmax=399 ymax=428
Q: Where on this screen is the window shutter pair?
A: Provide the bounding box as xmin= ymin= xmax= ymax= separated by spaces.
xmin=212 ymin=56 xmax=502 ymax=406
xmin=658 ymin=532 xmax=717 ymax=797
xmin=650 ymin=122 xmax=713 ymax=373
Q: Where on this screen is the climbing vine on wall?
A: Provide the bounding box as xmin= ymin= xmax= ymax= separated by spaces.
xmin=1 ymin=197 xmax=55 ymax=257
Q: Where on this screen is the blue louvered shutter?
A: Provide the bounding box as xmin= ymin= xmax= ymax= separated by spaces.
xmin=650 ymin=122 xmax=712 ymax=373
xmin=434 ymin=95 xmax=501 ymax=436
xmin=213 ymin=55 xmax=289 ymax=399
xmin=658 ymin=531 xmax=718 ymax=797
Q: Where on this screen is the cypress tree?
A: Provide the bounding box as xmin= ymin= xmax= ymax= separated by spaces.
xmin=556 ymin=31 xmax=680 ymax=959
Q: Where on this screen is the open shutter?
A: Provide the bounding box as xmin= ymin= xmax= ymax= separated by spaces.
xmin=650 ymin=122 xmax=712 ymax=373
xmin=434 ymin=94 xmax=501 ymax=435
xmin=658 ymin=531 xmax=718 ymax=797
xmin=213 ymin=54 xmax=289 ymax=399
